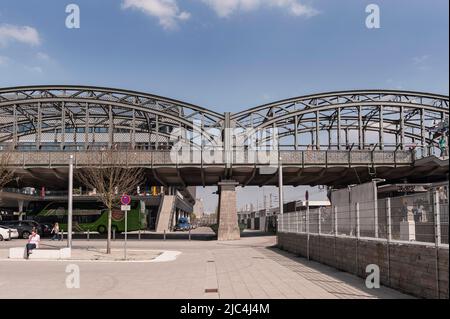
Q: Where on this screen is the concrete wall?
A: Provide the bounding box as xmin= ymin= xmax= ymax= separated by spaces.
xmin=259 ymin=216 xmax=267 ymax=231
xmin=278 ymin=232 xmax=449 ymax=299
xmin=331 ymin=182 xmax=378 ymax=237
xmin=155 ymin=195 xmax=175 ymax=233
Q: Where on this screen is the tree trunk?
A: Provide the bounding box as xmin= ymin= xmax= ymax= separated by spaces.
xmin=107 ymin=209 xmax=112 ymax=254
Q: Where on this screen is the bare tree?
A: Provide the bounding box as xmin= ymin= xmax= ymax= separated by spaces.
xmin=75 ymin=150 xmax=145 ymax=254
xmin=0 ymin=152 xmax=15 ymax=190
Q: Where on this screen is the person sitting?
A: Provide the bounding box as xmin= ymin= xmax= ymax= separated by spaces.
xmin=51 ymin=222 xmax=61 ymax=241
xmin=25 ymin=229 xmax=40 ymax=259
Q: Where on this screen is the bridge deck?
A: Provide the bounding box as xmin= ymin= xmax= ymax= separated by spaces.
xmin=2 ymin=150 xmax=447 ymax=187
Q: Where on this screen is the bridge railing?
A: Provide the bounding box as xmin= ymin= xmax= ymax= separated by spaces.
xmin=0 ymin=148 xmax=414 ymax=167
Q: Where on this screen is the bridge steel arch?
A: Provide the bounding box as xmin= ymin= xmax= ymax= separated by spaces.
xmin=0 ymin=87 xmax=448 ymax=156
xmin=0 ymin=85 xmax=224 ymax=151
xmin=232 ymin=90 xmax=449 ymax=155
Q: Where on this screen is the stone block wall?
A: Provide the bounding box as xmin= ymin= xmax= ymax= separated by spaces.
xmin=278 ymin=232 xmax=449 ymax=299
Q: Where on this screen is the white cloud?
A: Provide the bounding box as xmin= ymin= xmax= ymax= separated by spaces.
xmin=0 ymin=55 xmax=10 ymax=66
xmin=201 ymin=0 xmax=318 ymax=18
xmin=0 ymin=24 xmax=40 ymax=47
xmin=412 ymin=55 xmax=430 ymax=65
xmin=24 ymin=65 xmax=43 ymax=73
xmin=122 ymin=0 xmax=191 ymax=30
xmin=36 ymin=52 xmax=50 ymax=61
xmin=412 ymin=55 xmax=431 ymax=71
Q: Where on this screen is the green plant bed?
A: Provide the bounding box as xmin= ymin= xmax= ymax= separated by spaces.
xmin=210 ymin=223 xmax=246 ymax=235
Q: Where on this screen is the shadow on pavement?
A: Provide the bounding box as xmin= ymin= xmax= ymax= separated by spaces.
xmin=259 ymin=245 xmax=413 ymax=299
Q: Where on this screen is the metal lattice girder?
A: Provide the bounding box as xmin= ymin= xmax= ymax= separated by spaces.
xmin=0 ymin=85 xmax=224 ymax=149
xmin=0 ymin=86 xmax=448 ymax=152
xmin=232 ymin=90 xmax=449 ymax=151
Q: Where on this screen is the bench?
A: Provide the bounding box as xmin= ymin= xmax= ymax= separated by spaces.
xmin=9 ymin=247 xmax=71 ymax=260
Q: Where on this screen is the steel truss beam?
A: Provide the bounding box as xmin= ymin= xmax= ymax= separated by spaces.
xmin=0 ymin=87 xmax=448 ymax=153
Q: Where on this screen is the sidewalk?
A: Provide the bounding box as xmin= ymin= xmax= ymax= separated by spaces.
xmin=0 ymin=234 xmax=412 ymax=299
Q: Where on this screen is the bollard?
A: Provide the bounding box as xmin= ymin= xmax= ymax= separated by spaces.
xmin=87 ymin=229 xmax=90 ymax=241
xmin=113 ymin=228 xmax=116 ymax=241
xmin=138 ymin=229 xmax=141 ymax=241
xmin=8 ymin=228 xmax=11 ymax=241
xmin=61 ymin=229 xmax=64 ymax=241
xmin=163 ymin=230 xmax=166 ymax=241
xmin=189 ymin=228 xmax=191 ymax=241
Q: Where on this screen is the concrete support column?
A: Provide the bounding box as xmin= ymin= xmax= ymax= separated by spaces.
xmin=155 ymin=195 xmax=175 ymax=233
xmin=18 ymin=200 xmax=24 ymax=221
xmin=217 ymin=180 xmax=240 ymax=241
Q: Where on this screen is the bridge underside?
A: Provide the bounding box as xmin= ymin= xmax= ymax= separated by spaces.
xmin=9 ymin=157 xmax=448 ymax=189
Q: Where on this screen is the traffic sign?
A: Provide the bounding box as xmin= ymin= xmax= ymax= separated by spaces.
xmin=120 ymin=194 xmax=131 ymax=206
xmin=121 ymin=205 xmax=131 ymax=211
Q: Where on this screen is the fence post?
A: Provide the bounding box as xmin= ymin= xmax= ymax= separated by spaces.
xmin=374 ymin=195 xmax=379 ymax=238
xmin=307 ymin=202 xmax=310 ymax=260
xmin=334 ymin=206 xmax=338 ymax=268
xmin=433 ymin=190 xmax=441 ymax=299
xmin=334 ymin=206 xmax=338 ymax=236
xmin=355 ymin=202 xmax=360 ymax=276
xmin=318 ymin=208 xmax=322 ymax=235
xmin=386 ymin=197 xmax=392 ymax=286
xmin=386 ymin=198 xmax=392 ymax=241
xmin=356 ymin=202 xmax=360 ymax=238
xmin=433 ymin=190 xmax=441 ymax=246
xmin=290 ymin=213 xmax=293 ymax=233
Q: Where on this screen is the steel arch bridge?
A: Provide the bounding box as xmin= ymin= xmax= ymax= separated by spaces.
xmin=0 ymin=86 xmax=448 ymax=152
xmin=0 ymin=85 xmax=448 ymax=187
xmin=0 ymin=85 xmax=225 ymax=151
xmin=231 ymin=90 xmax=448 ymax=153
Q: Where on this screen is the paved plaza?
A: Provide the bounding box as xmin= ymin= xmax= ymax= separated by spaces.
xmin=0 ymin=231 xmax=412 ymax=299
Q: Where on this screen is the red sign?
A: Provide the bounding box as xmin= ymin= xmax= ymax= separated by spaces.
xmin=120 ymin=194 xmax=131 ymax=206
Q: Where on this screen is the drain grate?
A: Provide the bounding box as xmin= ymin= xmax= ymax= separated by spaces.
xmin=205 ymin=288 xmax=219 ymax=293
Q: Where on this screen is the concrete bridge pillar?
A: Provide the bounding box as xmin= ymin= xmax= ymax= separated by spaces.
xmin=155 ymin=195 xmax=175 ymax=233
xmin=217 ymin=180 xmax=240 ymax=241
xmin=18 ymin=200 xmax=24 ymax=221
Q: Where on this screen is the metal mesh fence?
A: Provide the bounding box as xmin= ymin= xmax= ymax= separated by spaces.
xmin=278 ymin=188 xmax=449 ymax=246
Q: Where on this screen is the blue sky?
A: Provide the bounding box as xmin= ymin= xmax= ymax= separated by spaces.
xmin=1 ymin=0 xmax=448 ymax=212
xmin=0 ymin=0 xmax=448 ymax=111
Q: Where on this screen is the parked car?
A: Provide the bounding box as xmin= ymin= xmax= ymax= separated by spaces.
xmin=0 ymin=220 xmax=43 ymax=239
xmin=0 ymin=225 xmax=19 ymax=241
xmin=174 ymin=217 xmax=192 ymax=231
